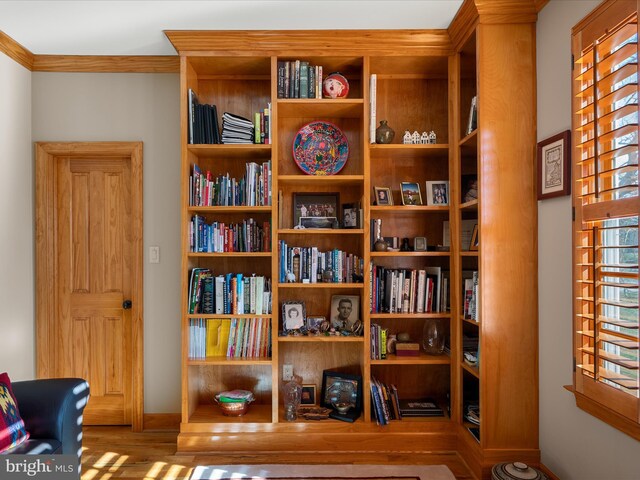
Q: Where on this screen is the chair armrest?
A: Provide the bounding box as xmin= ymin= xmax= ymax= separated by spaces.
xmin=11 ymin=378 xmax=90 ymax=456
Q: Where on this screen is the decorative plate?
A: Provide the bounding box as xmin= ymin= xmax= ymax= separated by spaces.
xmin=292 ymin=121 xmax=349 ymax=175
xmin=322 ymin=72 xmax=350 ymax=99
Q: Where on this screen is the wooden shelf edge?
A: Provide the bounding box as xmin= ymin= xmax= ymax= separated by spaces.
xmin=371 ymin=313 xmax=451 ymax=319
xmin=186 ymin=314 xmax=272 ymax=319
xmin=278 ymin=335 xmax=364 ymax=342
xmin=187 ymin=356 xmax=272 ymax=365
xmin=278 ymin=228 xmax=364 ymax=235
xmin=187 ymin=252 xmax=272 ymax=257
xmin=278 ymin=282 xmax=364 ymax=289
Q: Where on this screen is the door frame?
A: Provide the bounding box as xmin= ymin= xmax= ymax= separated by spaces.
xmin=35 ymin=141 xmax=144 ymax=431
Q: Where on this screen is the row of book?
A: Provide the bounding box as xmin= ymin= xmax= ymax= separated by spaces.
xmin=370 ymin=377 xmax=445 ymax=425
xmin=188 ymin=318 xmax=272 ymax=359
xmin=188 ymin=89 xmax=221 ymax=144
xmin=463 ymin=334 xmax=479 ymax=367
xmin=190 ymin=162 xmax=272 ymax=207
xmin=188 ymin=268 xmax=272 ymax=315
xmin=370 ymin=264 xmax=449 ymax=314
xmin=189 ymin=216 xmax=271 ymax=253
xmin=370 ymin=324 xmax=388 ymax=360
xmin=278 ymin=241 xmax=364 ymax=284
xmin=277 ymin=60 xmax=323 ymax=99
xmin=463 ymin=270 xmax=479 ymax=321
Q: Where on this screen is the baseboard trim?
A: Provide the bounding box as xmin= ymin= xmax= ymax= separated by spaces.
xmin=143 ymin=413 xmax=181 ymax=431
xmin=539 ymin=463 xmax=560 ymax=480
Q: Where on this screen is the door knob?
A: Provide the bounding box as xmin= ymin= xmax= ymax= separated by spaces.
xmin=122 ymin=300 xmax=132 ymax=310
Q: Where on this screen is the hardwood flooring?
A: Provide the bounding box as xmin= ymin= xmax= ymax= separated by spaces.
xmin=81 ymin=426 xmax=476 ymax=480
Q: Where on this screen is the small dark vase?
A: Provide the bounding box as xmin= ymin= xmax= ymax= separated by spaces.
xmin=375 ymin=120 xmax=395 ymax=144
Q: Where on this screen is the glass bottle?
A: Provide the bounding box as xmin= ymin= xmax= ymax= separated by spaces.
xmin=283 ymin=377 xmax=302 ymax=421
xmin=422 ymin=319 xmax=445 ymax=355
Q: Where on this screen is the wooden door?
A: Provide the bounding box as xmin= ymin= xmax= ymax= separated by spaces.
xmin=36 ymin=142 xmax=143 ymax=430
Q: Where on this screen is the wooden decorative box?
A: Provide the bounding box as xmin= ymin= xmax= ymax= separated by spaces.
xmin=396 ymin=342 xmax=420 ymax=356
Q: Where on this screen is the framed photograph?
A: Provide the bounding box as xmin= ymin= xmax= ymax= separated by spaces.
xmin=306 ymin=315 xmax=326 ymax=334
xmin=374 ymin=186 xmax=393 ymax=206
xmin=341 ymin=203 xmax=360 ymax=229
xmin=321 ymin=370 xmax=363 ymax=422
xmin=301 ymin=384 xmax=316 ymax=405
xmin=414 ymin=236 xmax=427 ymax=251
xmin=425 ymin=181 xmax=449 ymax=206
xmin=538 ymin=130 xmax=571 ymax=200
xmin=469 ymin=224 xmax=479 ymax=251
xmin=293 ymin=192 xmax=340 ymax=227
xmin=400 ymin=182 xmax=423 ymax=206
xmin=329 ymin=295 xmax=360 ymax=332
xmin=282 ymin=301 xmax=306 ymax=333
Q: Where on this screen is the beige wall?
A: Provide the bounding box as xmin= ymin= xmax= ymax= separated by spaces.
xmin=31 ymin=73 xmax=182 ymax=413
xmin=537 ymin=1 xmax=639 ymax=479
xmin=0 ymin=54 xmax=33 ymax=381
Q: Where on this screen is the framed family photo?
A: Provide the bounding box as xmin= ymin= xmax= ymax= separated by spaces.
xmin=341 ymin=203 xmax=360 ymax=229
xmin=293 ymin=192 xmax=340 ymax=227
xmin=400 ymin=182 xmax=423 ymax=206
xmin=537 ymin=130 xmax=570 ymax=200
xmin=329 ymin=295 xmax=360 ymax=331
xmin=282 ymin=301 xmax=306 ymax=333
xmin=425 ymin=181 xmax=449 ymax=206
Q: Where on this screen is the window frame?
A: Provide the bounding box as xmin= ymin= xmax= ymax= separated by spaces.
xmin=571 ymin=0 xmax=640 ymax=441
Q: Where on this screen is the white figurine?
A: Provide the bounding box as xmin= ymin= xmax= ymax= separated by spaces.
xmin=420 ymin=132 xmax=429 ymax=144
xmin=402 ymin=130 xmax=412 ymax=144
xmin=411 ymin=131 xmax=421 ymax=144
xmin=429 ymin=130 xmax=437 ymax=144
xmin=285 ymin=270 xmax=296 ymax=283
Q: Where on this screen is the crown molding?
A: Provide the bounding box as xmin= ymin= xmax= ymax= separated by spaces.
xmin=165 ymin=30 xmax=453 ymax=56
xmin=32 ymin=55 xmax=179 ymax=73
xmin=0 ymin=30 xmax=34 ymax=70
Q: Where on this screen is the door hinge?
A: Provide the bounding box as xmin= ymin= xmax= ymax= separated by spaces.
xmin=571 ymin=53 xmax=575 ymax=71
xmin=572 ymin=206 xmax=576 ymax=221
xmin=573 ymin=357 xmax=576 ymax=372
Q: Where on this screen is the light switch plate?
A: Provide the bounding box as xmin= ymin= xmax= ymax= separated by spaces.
xmin=149 ymin=246 xmax=160 ymax=263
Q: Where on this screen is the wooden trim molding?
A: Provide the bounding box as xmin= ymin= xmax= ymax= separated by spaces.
xmin=143 ymin=413 xmax=181 ymax=431
xmin=0 ymin=30 xmax=34 ymax=70
xmin=539 ymin=463 xmax=560 ymax=480
xmin=565 ymin=385 xmax=640 ymax=441
xmin=448 ymin=0 xmax=479 ymax=51
xmin=32 ymin=55 xmax=179 ymax=73
xmin=165 ymin=30 xmax=453 ymax=56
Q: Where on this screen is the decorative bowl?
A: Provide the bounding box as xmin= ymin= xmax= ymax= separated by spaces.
xmin=292 ymin=121 xmax=349 ymax=175
xmin=323 ymin=72 xmax=350 ymax=99
xmin=215 ymin=399 xmax=251 ymax=417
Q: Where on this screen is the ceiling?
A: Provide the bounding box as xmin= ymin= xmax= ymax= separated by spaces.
xmin=0 ymin=1 xmax=464 ymax=56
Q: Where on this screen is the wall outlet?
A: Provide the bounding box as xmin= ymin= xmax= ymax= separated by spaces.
xmin=283 ymin=364 xmax=293 ymax=381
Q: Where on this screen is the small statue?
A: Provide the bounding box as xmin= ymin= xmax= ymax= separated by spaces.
xmin=411 ymin=131 xmax=421 ymax=144
xmin=402 ymin=131 xmax=412 ymax=144
xmin=429 ymin=130 xmax=437 ymax=144
xmin=285 ymin=270 xmax=296 ymax=283
xmin=420 ymin=132 xmax=430 ymax=144
xmin=400 ymin=237 xmax=411 ymax=251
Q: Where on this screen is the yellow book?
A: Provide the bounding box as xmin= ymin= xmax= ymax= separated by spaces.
xmin=206 ymin=319 xmax=231 ymax=357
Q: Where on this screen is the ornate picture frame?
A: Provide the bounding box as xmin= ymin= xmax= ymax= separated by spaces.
xmin=282 ymin=301 xmax=306 ymax=333
xmin=537 ymin=130 xmax=571 ymax=200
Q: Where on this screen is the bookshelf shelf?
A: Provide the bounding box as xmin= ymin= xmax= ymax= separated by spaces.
xmin=278 ymin=175 xmax=364 ymax=186
xmin=278 ymin=228 xmax=364 ymax=235
xmin=460 ymin=199 xmax=478 ymax=211
xmin=277 ymin=282 xmax=364 ymax=289
xmin=188 ymin=206 xmax=272 ymax=214
xmin=186 ymin=314 xmax=272 ymax=319
xmin=189 ymin=404 xmax=273 ymax=424
xmin=278 ymin=335 xmax=364 ymax=343
xmin=370 ymin=205 xmax=449 ymax=213
xmin=369 ymin=143 xmax=450 ymax=160
xmin=460 ymin=251 xmax=479 ymax=258
xmin=370 ymin=313 xmax=450 ymax=319
xmin=187 ymin=356 xmax=272 ymax=366
xmin=369 ymin=251 xmax=450 ymax=258
xmin=188 ymin=144 xmax=272 ymax=159
xmin=462 ymin=317 xmax=480 ymax=327
xmin=371 ymin=353 xmax=451 ymax=365
xmin=461 ymin=362 xmax=480 ymax=379
xmin=277 ymin=98 xmax=364 ymax=118
xmin=187 ymin=252 xmax=272 ymax=258
xmin=459 ymin=130 xmax=477 ymax=150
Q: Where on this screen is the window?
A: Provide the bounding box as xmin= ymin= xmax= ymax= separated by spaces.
xmin=572 ymin=0 xmax=640 ymax=439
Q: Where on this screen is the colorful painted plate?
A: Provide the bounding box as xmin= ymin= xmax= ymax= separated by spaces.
xmin=292 ymin=121 xmax=349 ymax=175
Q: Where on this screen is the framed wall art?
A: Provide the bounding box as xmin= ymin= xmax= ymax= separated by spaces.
xmin=537 ymin=130 xmax=571 ymax=200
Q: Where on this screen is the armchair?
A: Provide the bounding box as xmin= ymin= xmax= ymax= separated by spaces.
xmin=1 ymin=378 xmax=89 ymax=461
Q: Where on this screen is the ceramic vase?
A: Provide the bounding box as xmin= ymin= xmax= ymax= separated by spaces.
xmin=375 ymin=120 xmax=395 ymax=144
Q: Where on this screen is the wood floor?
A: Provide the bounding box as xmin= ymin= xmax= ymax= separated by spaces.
xmin=81 ymin=426 xmax=476 ymax=480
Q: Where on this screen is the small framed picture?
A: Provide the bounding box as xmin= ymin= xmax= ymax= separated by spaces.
xmin=282 ymin=301 xmax=306 ymax=333
xmin=299 ymin=216 xmax=337 ymax=229
xmin=306 ymin=315 xmax=326 ymax=334
xmin=400 ymin=182 xmax=423 ymax=206
xmin=414 ymin=236 xmax=427 ymax=251
xmin=537 ymin=130 xmax=571 ymax=200
xmin=301 ymin=384 xmax=316 ymax=405
xmin=342 ymin=203 xmax=360 ymax=228
xmin=330 ymin=295 xmax=360 ymax=332
xmin=374 ymin=187 xmax=393 ymax=206
xmin=470 ymin=224 xmax=479 ymax=251
xmin=425 ymin=181 xmax=449 ymax=206
xmin=293 ymin=192 xmax=340 ymax=227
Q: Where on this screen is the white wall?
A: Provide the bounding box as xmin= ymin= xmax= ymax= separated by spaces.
xmin=0 ymin=54 xmax=33 ymax=381
xmin=537 ymin=1 xmax=639 ymax=479
xmin=31 ymin=73 xmax=181 ymax=413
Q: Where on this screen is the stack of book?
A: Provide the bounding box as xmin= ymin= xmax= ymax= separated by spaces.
xmin=221 ymin=112 xmax=254 ymax=144
xmin=464 ymin=401 xmax=480 ymax=425
xmin=399 ymin=398 xmax=444 ymax=417
xmin=370 ymin=377 xmax=400 ymax=425
xmin=189 ymin=317 xmax=272 ymax=359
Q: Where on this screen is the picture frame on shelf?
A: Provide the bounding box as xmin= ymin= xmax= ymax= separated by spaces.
xmin=425 ymin=180 xmax=449 ymax=206
xmin=537 ymin=130 xmax=571 ymax=200
xmin=306 ymin=315 xmax=326 ymax=334
xmin=301 ymin=384 xmax=316 ymax=405
xmin=414 ymin=236 xmax=427 ymax=251
xmin=321 ymin=370 xmax=363 ymax=422
xmin=461 ymin=174 xmax=478 ymax=203
xmin=282 ymin=301 xmax=306 ymax=333
xmin=293 ymin=192 xmax=340 ymax=227
xmin=469 ymin=224 xmax=479 ymax=251
xmin=299 ymin=216 xmax=337 ymax=229
xmin=374 ymin=186 xmax=393 ymax=206
xmin=330 ymin=295 xmax=361 ymax=333
xmin=341 ymin=203 xmax=360 ymax=229
xmin=400 ymin=182 xmax=423 ymax=206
